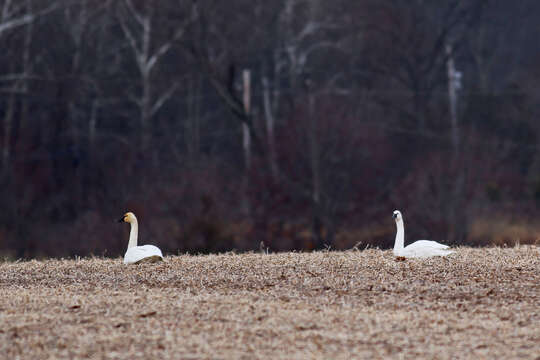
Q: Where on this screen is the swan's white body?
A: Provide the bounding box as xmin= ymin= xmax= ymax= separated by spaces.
xmin=392 ymin=210 xmax=453 ymax=258
xmin=120 ymin=212 xmax=163 ymax=264
xmin=124 ymin=245 xmax=163 ymax=264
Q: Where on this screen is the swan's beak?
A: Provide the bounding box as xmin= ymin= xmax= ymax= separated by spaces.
xmin=117 ymin=217 xmax=125 ymax=223
xmin=392 ymin=214 xmax=397 ymax=219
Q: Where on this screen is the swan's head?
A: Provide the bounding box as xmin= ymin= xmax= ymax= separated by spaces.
xmin=392 ymin=210 xmax=403 ymax=222
xmin=118 ymin=212 xmax=137 ymax=224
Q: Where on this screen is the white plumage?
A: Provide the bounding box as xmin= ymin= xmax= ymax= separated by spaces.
xmin=119 ymin=212 xmax=163 ymax=264
xmin=124 ymin=244 xmax=163 ymax=264
xmin=392 ymin=210 xmax=453 ymax=258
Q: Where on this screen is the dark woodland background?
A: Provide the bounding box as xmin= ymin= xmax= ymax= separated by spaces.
xmin=1 ymin=0 xmax=539 ymax=258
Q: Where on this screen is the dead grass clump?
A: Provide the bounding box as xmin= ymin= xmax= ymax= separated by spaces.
xmin=0 ymin=247 xmax=539 ymax=359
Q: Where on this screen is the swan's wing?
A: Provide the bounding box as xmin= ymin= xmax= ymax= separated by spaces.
xmin=400 ymin=247 xmax=454 ymax=258
xmin=138 ymin=245 xmax=163 ymax=257
xmin=401 ymin=240 xmax=453 ymax=258
xmin=406 ymin=240 xmax=449 ymax=250
xmin=124 ymin=245 xmax=163 ymax=264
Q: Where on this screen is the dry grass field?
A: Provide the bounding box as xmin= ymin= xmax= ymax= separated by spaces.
xmin=0 ymin=247 xmax=539 ymax=359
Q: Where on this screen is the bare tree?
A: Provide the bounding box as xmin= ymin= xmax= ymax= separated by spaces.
xmin=0 ymin=0 xmax=56 ymax=173
xmin=186 ymin=0 xmax=358 ymax=247
xmin=363 ymin=0 xmax=487 ymax=130
xmin=117 ymin=0 xmax=196 ymax=152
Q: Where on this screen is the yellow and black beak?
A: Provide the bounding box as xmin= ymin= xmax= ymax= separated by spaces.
xmin=117 ymin=217 xmax=125 ymax=223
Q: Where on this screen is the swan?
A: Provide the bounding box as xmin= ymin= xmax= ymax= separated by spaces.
xmin=118 ymin=212 xmax=163 ymax=264
xmin=392 ymin=210 xmax=453 ymax=258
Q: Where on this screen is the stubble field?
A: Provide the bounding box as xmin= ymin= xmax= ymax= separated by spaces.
xmin=0 ymin=247 xmax=539 ymax=359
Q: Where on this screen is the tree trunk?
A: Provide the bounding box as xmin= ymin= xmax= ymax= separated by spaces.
xmin=446 ymin=44 xmax=459 ymax=153
xmin=15 ymin=0 xmax=33 ymax=160
xmin=2 ymin=91 xmax=16 ymax=175
xmin=262 ymin=76 xmax=278 ymax=179
xmin=186 ymin=73 xmax=202 ymax=164
xmin=140 ymin=71 xmax=152 ymax=152
xmin=242 ymin=70 xmax=252 ymax=216
xmin=88 ymin=99 xmax=99 ymax=165
xmin=308 ymin=91 xmax=324 ymax=248
xmin=446 ymin=43 xmax=466 ymax=244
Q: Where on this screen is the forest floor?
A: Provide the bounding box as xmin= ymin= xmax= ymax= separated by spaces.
xmin=0 ymin=247 xmax=539 ymax=359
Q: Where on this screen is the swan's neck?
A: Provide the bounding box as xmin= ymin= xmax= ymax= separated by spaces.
xmin=127 ymin=220 xmax=138 ymax=249
xmin=394 ymin=220 xmax=404 ymax=253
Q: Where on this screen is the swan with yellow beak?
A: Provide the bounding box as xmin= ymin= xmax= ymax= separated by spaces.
xmin=118 ymin=212 xmax=163 ymax=264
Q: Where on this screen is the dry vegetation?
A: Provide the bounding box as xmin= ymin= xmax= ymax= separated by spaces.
xmin=0 ymin=247 xmax=539 ymax=359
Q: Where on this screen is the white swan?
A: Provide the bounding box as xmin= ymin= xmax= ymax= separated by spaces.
xmin=118 ymin=212 xmax=163 ymax=264
xmin=392 ymin=210 xmax=453 ymax=258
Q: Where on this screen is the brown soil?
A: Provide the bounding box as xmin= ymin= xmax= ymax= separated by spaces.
xmin=1 ymin=247 xmax=539 ymax=359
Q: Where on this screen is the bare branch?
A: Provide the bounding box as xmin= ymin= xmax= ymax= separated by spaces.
xmin=118 ymin=10 xmax=143 ymax=69
xmin=146 ymin=4 xmax=198 ymax=73
xmin=124 ymin=0 xmax=145 ymax=27
xmin=150 ymin=82 xmax=179 ymax=117
xmin=0 ymin=2 xmax=58 ymax=36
